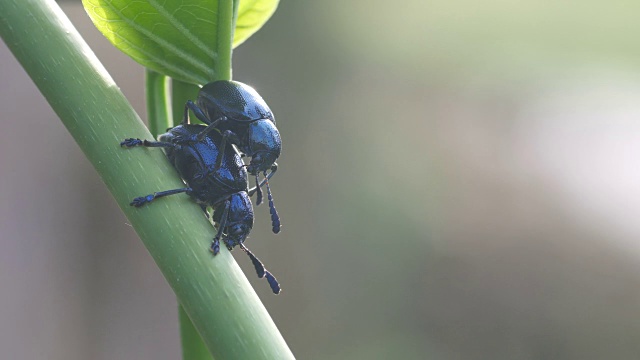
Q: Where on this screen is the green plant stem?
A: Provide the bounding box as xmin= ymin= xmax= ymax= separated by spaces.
xmin=179 ymin=304 xmax=215 ymax=360
xmin=145 ymin=69 xmax=212 ymax=360
xmin=145 ymin=69 xmax=173 ymax=135
xmin=215 ymin=0 xmax=234 ymax=80
xmin=232 ymin=0 xmax=240 ymax=34
xmin=168 ymin=80 xmax=213 ymax=360
xmin=171 ymin=79 xmax=201 ymax=124
xmin=0 ymin=1 xmax=294 ymax=359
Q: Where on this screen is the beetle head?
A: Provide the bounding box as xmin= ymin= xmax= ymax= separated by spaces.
xmin=215 ymin=192 xmax=254 ymax=249
xmin=246 ymin=120 xmax=281 ymax=174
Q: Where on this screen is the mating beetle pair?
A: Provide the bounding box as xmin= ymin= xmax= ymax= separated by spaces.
xmin=121 ymin=80 xmax=282 ymax=294
xmin=183 ymin=80 xmax=281 ymax=206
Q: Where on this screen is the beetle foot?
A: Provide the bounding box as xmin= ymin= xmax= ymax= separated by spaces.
xmin=120 ymin=138 xmax=143 ymax=147
xmin=130 ymin=195 xmax=154 ymax=207
xmin=210 ymin=238 xmax=220 ymax=255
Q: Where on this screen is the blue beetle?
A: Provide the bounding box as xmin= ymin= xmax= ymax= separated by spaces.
xmin=121 ymin=123 xmax=281 ymax=294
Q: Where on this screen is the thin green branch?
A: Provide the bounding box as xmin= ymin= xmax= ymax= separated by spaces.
xmin=215 ymin=0 xmax=234 ymax=80
xmin=145 ymin=69 xmax=173 ymax=135
xmin=145 ymin=69 xmax=212 ymax=360
xmin=0 ymin=1 xmax=294 ymax=359
xmin=171 ymin=79 xmax=200 ymax=125
xmin=179 ymin=305 xmax=215 ymax=360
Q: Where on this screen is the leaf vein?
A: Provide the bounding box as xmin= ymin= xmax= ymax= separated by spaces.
xmin=101 ymin=0 xmax=213 ymax=75
xmin=146 ymin=0 xmax=216 ymax=58
xmin=108 ymin=30 xmax=211 ymax=83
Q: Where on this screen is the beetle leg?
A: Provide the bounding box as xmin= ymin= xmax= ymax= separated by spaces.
xmin=214 ymin=134 xmax=227 ymax=171
xmin=213 ymin=130 xmax=238 ymax=171
xmin=254 ymin=173 xmax=263 ymax=205
xmin=129 ymin=187 xmax=192 ymax=207
xmin=194 ymin=116 xmax=227 ymax=142
xmin=210 ymin=199 xmax=230 ymax=255
xmin=121 ymin=138 xmax=175 ymax=148
xmin=183 ymin=100 xmax=212 ymax=125
xmin=211 ymin=131 xmax=239 ymax=171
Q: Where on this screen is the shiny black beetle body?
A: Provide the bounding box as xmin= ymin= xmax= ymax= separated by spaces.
xmin=183 ymin=80 xmax=281 ymax=199
xmin=121 ymin=124 xmax=281 ymax=294
xmin=160 ymin=125 xmax=255 ymax=250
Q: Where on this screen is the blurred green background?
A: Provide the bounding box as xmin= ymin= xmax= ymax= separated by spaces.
xmin=3 ymin=1 xmax=640 ymax=359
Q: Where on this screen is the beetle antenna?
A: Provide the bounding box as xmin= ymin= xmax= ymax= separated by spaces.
xmin=264 ymin=171 xmax=281 ymax=233
xmin=254 ymin=173 xmax=263 ymax=206
xmin=240 ymin=243 xmax=265 ymax=278
xmin=239 ymin=243 xmax=281 ymax=294
xmin=210 ymin=200 xmax=230 ymax=255
xmin=265 ymin=272 xmax=281 ymax=295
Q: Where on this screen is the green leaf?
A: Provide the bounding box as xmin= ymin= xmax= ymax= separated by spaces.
xmin=82 ymin=0 xmax=278 ymax=85
xmin=234 ymin=0 xmax=279 ymax=48
xmin=82 ymin=0 xmax=226 ymax=84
